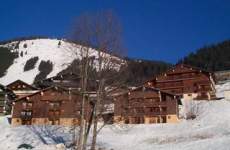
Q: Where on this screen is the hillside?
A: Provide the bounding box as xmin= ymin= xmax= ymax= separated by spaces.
xmin=0 ymin=37 xmax=171 ymax=86
xmin=0 ymin=38 xmax=124 ymax=85
xmin=179 ymin=40 xmax=230 ymax=72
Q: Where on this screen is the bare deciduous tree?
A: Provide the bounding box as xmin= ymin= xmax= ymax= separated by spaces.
xmin=71 ymin=10 xmax=125 ymax=150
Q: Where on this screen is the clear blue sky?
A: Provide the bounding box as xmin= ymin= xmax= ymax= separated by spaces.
xmin=0 ymin=0 xmax=230 ymax=63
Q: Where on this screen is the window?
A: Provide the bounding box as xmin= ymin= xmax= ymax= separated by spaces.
xmin=134 ymin=117 xmax=144 ymax=124
xmin=28 ymin=103 xmax=32 ymax=107
xmin=149 ymin=107 xmax=154 ymax=112
xmin=49 ymin=111 xmax=54 ymax=116
xmin=136 ymin=108 xmax=144 ymax=113
xmin=162 ymin=116 xmax=167 ymax=123
xmin=22 ymin=102 xmax=33 ymax=110
xmin=21 ymin=111 xmax=32 ymax=116
xmin=161 ymin=95 xmax=166 ymax=101
xmin=21 ymin=111 xmax=26 ymax=116
xmin=155 ymin=107 xmax=160 ymax=112
xmin=161 ymin=107 xmax=167 ymax=112
xmin=149 ymin=118 xmax=156 ymax=123
xmin=27 ymin=111 xmax=32 ymax=116
xmin=49 ymin=103 xmax=54 ymax=108
xmin=54 ymin=111 xmax=60 ymax=115
xmin=22 ymin=102 xmax=27 ymax=108
xmin=49 ymin=102 xmax=60 ymax=110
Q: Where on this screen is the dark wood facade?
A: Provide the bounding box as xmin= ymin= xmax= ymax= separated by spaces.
xmin=146 ymin=64 xmax=216 ymax=100
xmin=7 ymin=80 xmax=39 ymax=99
xmin=11 ymin=86 xmax=93 ymax=126
xmin=114 ymin=86 xmax=180 ymax=124
xmin=0 ymin=88 xmax=4 ymax=115
xmin=35 ymin=72 xmax=97 ymax=91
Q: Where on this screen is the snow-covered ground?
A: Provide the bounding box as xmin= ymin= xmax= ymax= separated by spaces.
xmin=0 ymin=38 xmax=124 ymax=85
xmin=1 ymin=82 xmax=230 ymax=150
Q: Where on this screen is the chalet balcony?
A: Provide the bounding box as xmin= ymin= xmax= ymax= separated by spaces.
xmin=129 ymin=93 xmax=160 ymax=99
xmin=41 ymin=95 xmax=69 ymax=101
xmin=156 ymin=77 xmax=195 ymax=83
xmin=129 ymin=101 xmax=167 ymax=107
xmin=198 ymin=87 xmax=212 ymax=92
xmin=196 ymin=81 xmax=211 ymax=85
xmin=22 ymin=106 xmax=33 ymax=111
xmin=158 ymin=86 xmax=184 ymax=90
xmin=48 ymin=107 xmax=61 ymax=111
xmin=125 ymin=111 xmax=168 ymax=117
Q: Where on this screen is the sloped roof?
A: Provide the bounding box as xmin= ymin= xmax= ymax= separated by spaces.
xmin=7 ymin=80 xmax=38 ymax=90
xmin=115 ymin=85 xmax=177 ymax=98
xmin=144 ymin=63 xmax=215 ymax=84
xmin=35 ymin=72 xmax=80 ymax=83
xmin=14 ymin=85 xmax=80 ymax=102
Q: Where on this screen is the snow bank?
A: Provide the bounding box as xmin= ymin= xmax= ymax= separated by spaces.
xmin=216 ymin=81 xmax=230 ymax=98
xmin=98 ymin=99 xmax=230 ymax=150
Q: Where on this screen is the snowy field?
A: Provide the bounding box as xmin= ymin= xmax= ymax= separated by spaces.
xmin=1 ymin=82 xmax=230 ymax=150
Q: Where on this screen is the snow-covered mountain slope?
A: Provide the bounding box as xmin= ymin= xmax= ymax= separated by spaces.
xmin=0 ymin=38 xmax=124 ymax=85
xmin=1 ymin=83 xmax=230 ymax=150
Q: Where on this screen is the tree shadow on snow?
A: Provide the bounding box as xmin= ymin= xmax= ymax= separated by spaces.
xmin=28 ymin=126 xmax=66 ymax=145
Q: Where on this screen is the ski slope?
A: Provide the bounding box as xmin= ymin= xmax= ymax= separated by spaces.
xmin=0 ymin=38 xmax=124 ymax=85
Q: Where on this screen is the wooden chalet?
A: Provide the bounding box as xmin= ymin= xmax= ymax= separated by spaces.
xmin=7 ymin=80 xmax=39 ymax=99
xmin=11 ymin=86 xmax=93 ymax=126
xmin=35 ymin=72 xmax=97 ymax=91
xmin=145 ymin=64 xmax=216 ymax=100
xmin=114 ymin=86 xmax=180 ymax=124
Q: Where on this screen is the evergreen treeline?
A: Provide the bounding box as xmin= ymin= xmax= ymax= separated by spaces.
xmin=0 ymin=36 xmax=49 ymax=45
xmin=24 ymin=57 xmax=39 ymax=72
xmin=34 ymin=60 xmax=53 ymax=82
xmin=179 ymin=40 xmax=230 ymax=71
xmin=0 ymin=47 xmax=18 ymax=77
xmin=58 ymin=57 xmax=171 ymax=86
xmin=120 ymin=58 xmax=171 ymax=86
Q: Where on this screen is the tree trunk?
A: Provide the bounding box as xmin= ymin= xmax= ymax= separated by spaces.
xmin=91 ymin=79 xmax=104 ymax=150
xmin=77 ymin=49 xmax=89 ymax=150
xmin=91 ymin=51 xmax=103 ymax=150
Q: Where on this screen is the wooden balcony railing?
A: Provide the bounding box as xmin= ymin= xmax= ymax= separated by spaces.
xmin=125 ymin=111 xmax=168 ymax=117
xmin=128 ymin=102 xmax=167 ymax=107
